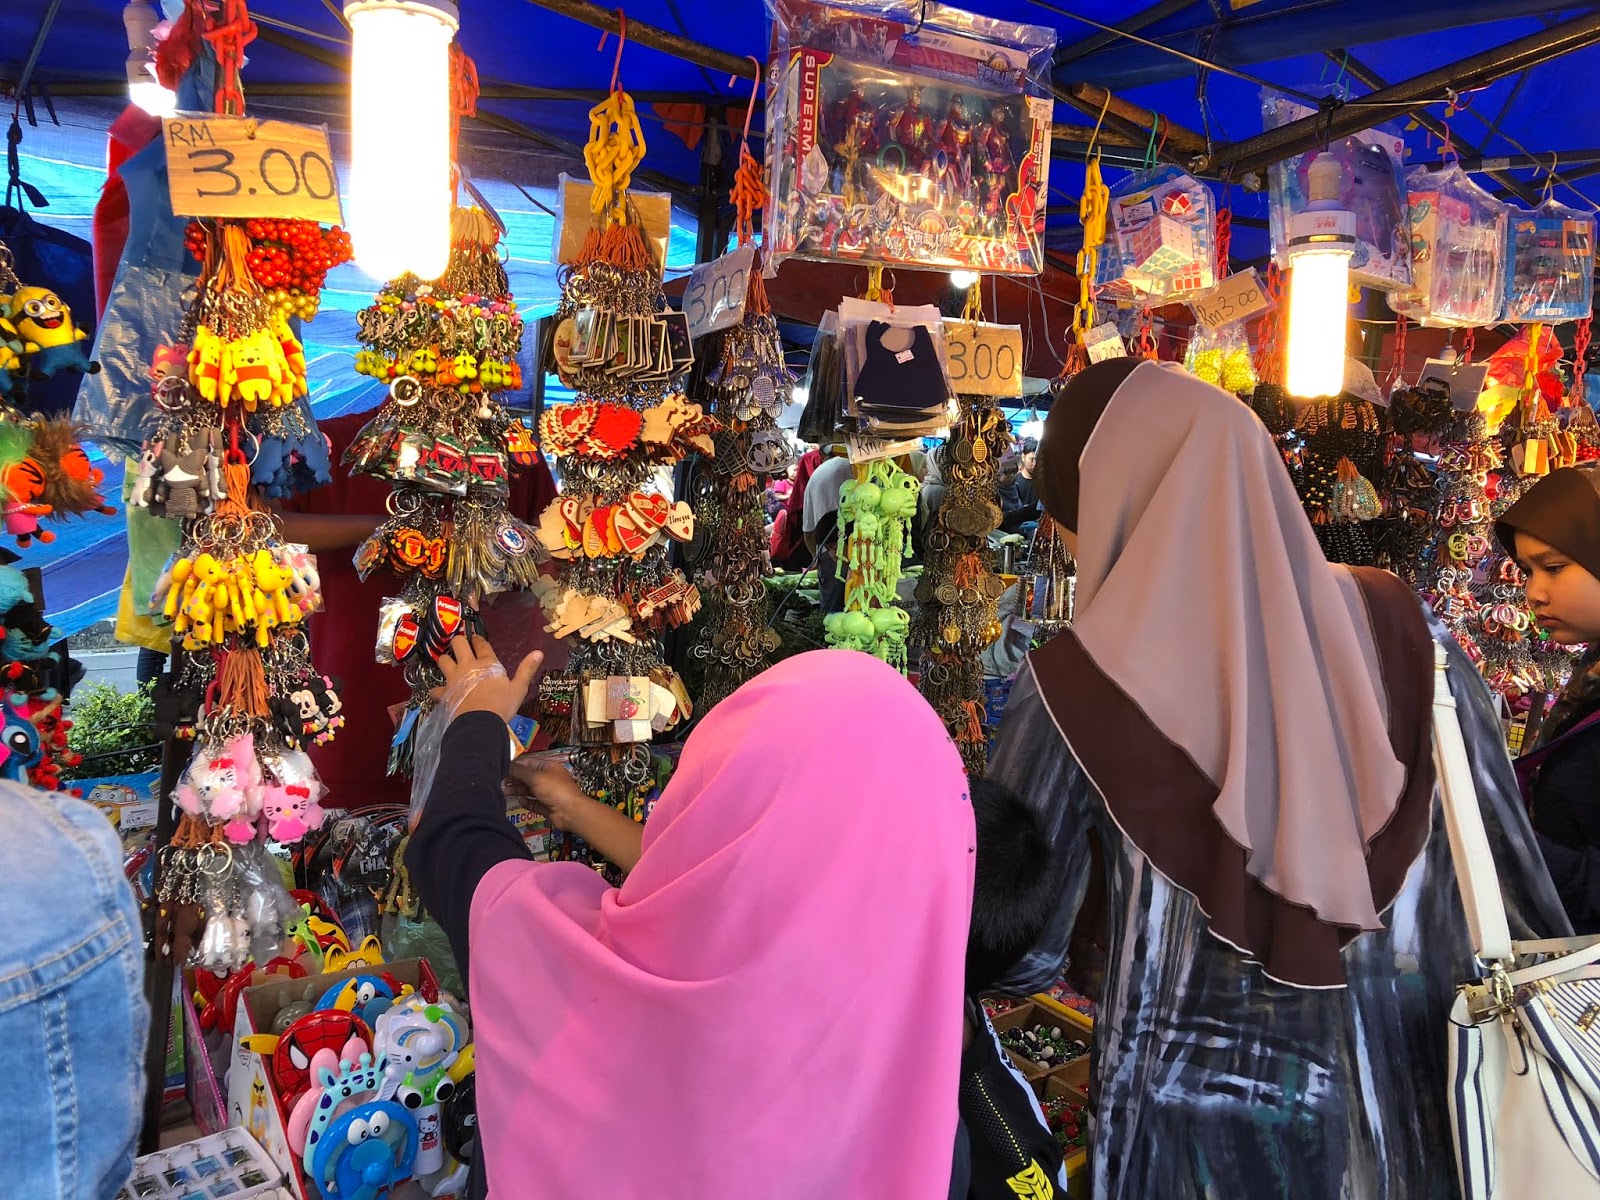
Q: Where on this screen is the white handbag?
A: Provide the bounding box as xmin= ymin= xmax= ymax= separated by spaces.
xmin=1436 ymin=642 xmax=1600 ymax=1198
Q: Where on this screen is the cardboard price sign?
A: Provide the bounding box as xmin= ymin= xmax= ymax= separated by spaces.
xmin=164 ymin=114 xmax=342 ymax=224
xmin=682 ymin=244 xmax=755 ymax=341
xmin=1083 ymin=323 xmax=1127 ymax=364
xmin=944 ymin=320 xmax=1024 ymax=397
xmin=555 ymin=177 xmax=673 ymax=274
xmin=1189 ymin=268 xmax=1271 ymax=331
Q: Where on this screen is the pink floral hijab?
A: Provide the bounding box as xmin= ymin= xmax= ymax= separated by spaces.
xmin=468 ymin=650 xmax=976 ymax=1197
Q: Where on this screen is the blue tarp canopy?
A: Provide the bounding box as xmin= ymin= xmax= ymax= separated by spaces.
xmin=4 ymin=0 xmax=1599 ymax=633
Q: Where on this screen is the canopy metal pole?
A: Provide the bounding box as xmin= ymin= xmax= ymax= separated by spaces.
xmin=1197 ymin=10 xmax=1600 ymax=178
xmin=519 ymin=0 xmax=760 ymax=83
xmin=1052 ymin=0 xmax=1202 ymax=68
xmin=1331 ymin=50 xmax=1540 ymax=206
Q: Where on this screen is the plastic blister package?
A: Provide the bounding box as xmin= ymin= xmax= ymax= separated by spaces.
xmin=1390 ymin=164 xmax=1507 ymax=327
xmin=1503 ymin=198 xmax=1596 ymax=323
xmin=1264 ymin=94 xmax=1413 ymax=292
xmin=1108 ymin=166 xmax=1216 ymax=299
xmin=765 ymin=0 xmax=1056 ymax=275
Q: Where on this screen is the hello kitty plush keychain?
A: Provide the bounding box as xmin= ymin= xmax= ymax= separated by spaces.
xmin=173 ymin=730 xmax=264 ymax=841
xmin=259 ymin=747 xmax=328 ymax=843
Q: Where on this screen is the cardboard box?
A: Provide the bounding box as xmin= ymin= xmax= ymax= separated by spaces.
xmin=226 ymin=957 xmax=440 ymax=1199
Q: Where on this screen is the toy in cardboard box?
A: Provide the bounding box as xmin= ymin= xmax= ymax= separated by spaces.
xmin=1390 ymin=164 xmax=1507 ymax=327
xmin=1107 ymin=167 xmax=1215 ymax=298
xmin=1264 ymin=95 xmax=1413 ymax=292
xmin=766 ymin=0 xmax=1055 ymax=275
xmin=1503 ymin=199 xmax=1596 ymax=324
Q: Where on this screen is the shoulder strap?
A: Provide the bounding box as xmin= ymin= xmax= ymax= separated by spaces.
xmin=1432 ymin=641 xmax=1515 ymax=964
xmin=1515 ymin=705 xmax=1600 ymax=789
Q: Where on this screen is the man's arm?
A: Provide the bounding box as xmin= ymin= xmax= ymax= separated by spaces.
xmin=277 ymin=511 xmax=382 ymax=553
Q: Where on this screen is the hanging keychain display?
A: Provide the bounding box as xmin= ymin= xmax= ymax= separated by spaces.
xmin=342 ymin=48 xmax=548 ymax=776
xmin=688 ymin=70 xmax=797 ymax=714
xmin=139 ymin=0 xmax=329 ymax=977
xmin=912 ymin=281 xmax=1010 ymax=775
xmin=531 ymin=30 xmax=711 ymax=873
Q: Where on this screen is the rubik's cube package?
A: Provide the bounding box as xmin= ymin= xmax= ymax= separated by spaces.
xmin=766 ymin=0 xmax=1055 ymax=275
xmin=1107 ymin=166 xmax=1216 ymax=298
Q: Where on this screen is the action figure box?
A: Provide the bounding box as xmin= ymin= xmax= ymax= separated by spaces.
xmin=766 ymin=0 xmax=1056 ymax=276
xmin=1263 ymin=94 xmax=1413 ymax=292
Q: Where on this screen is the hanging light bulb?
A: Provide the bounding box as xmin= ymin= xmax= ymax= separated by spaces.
xmin=950 ymin=269 xmax=980 ymax=290
xmin=344 ymin=0 xmax=459 ymax=281
xmin=123 ymin=0 xmax=177 ymax=118
xmin=1284 ymin=152 xmax=1355 ymax=399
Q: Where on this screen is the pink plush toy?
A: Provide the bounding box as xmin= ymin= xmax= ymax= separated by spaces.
xmin=175 ymin=732 xmax=262 ymax=834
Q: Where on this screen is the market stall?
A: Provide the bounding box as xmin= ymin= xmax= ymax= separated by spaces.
xmin=5 ymin=0 xmax=1600 ymax=1197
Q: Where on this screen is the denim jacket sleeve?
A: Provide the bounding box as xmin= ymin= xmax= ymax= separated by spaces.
xmin=0 ymin=782 xmax=149 ymax=1200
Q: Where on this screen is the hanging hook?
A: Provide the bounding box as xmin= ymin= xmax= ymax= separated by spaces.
xmin=1086 ymin=90 xmax=1111 ymax=162
xmin=738 ymin=55 xmax=762 ymax=147
xmin=597 ymin=9 xmax=628 ymax=93
xmin=1155 ymin=116 xmax=1169 ymax=162
xmin=1545 ymin=152 xmax=1559 ymax=202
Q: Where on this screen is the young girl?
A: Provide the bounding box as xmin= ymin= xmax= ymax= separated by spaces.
xmin=406 ymin=639 xmax=975 ymax=1198
xmin=1498 ymin=463 xmax=1600 ymax=929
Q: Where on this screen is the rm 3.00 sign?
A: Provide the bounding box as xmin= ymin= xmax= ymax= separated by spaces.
xmin=164 ymin=115 xmax=343 ymax=225
xmin=944 ymin=320 xmax=1023 ymax=397
xmin=682 ymin=244 xmax=755 ymax=341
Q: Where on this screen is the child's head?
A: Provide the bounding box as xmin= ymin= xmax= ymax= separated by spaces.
xmin=1498 ymin=465 xmax=1600 ymax=646
xmin=967 ymin=777 xmax=1061 ymax=996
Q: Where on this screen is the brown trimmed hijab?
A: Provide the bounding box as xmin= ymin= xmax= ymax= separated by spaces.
xmin=1497 ymin=465 xmax=1600 ymax=743
xmin=1028 ymin=361 xmax=1434 ymax=988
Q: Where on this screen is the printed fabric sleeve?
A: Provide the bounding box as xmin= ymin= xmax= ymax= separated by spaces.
xmin=404 ymin=710 xmax=532 ymax=982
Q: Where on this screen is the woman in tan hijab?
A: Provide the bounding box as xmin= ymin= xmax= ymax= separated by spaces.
xmin=990 ymin=359 xmax=1566 ymax=1198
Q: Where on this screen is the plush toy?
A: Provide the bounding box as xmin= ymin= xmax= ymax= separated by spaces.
xmin=5 ymin=287 xmax=98 ymax=378
xmin=188 ymin=333 xmax=224 ymax=402
xmin=30 ymin=418 xmax=116 ymax=517
xmin=0 ymin=562 xmax=50 ymax=649
xmin=174 ymin=732 xmax=262 ymax=830
xmin=0 ymin=423 xmax=53 ymax=547
xmin=0 ymin=698 xmax=42 ymax=782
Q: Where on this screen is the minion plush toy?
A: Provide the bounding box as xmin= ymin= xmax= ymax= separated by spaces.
xmin=4 ymin=287 xmax=99 ymax=379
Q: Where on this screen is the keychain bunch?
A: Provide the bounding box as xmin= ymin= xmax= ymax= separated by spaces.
xmin=1021 ymin=515 xmax=1076 ymax=646
xmin=687 ymin=163 xmax=798 ymax=711
xmin=144 ymin=1 xmax=338 ymax=976
xmin=823 ymin=457 xmax=920 ymax=671
xmin=913 ymin=388 xmax=1010 ymax=774
xmin=346 ymin=206 xmax=547 ymax=774
xmin=531 ymin=65 xmax=704 ymax=872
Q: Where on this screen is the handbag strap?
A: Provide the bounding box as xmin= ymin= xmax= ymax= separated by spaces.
xmin=1432 ymin=641 xmax=1515 ymax=964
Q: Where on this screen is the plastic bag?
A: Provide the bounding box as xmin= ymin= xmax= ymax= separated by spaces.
xmin=765 ymin=0 xmax=1056 ymax=276
xmin=1184 ymin=323 xmax=1256 ymax=396
xmin=1503 ymin=198 xmax=1596 ymax=323
xmin=1264 ymin=94 xmax=1412 ymax=292
xmin=1389 ymin=164 xmax=1507 ymax=327
xmin=1109 ymin=166 xmax=1216 ymax=299
xmin=382 ymin=911 xmax=462 ymax=996
xmin=408 ymin=662 xmax=504 ymax=828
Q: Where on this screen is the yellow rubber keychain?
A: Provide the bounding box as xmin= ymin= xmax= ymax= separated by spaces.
xmin=1073 ymin=95 xmax=1112 ymax=344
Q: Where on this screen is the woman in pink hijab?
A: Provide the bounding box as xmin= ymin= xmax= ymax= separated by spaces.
xmin=406 ymin=639 xmax=975 ymax=1199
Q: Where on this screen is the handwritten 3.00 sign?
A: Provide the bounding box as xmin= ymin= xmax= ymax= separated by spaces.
xmin=1188 ymin=268 xmax=1271 ymax=332
xmin=944 ymin=320 xmax=1024 ymax=397
xmin=165 ymin=115 xmax=343 ymax=225
xmin=682 ymin=244 xmax=755 ymax=341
